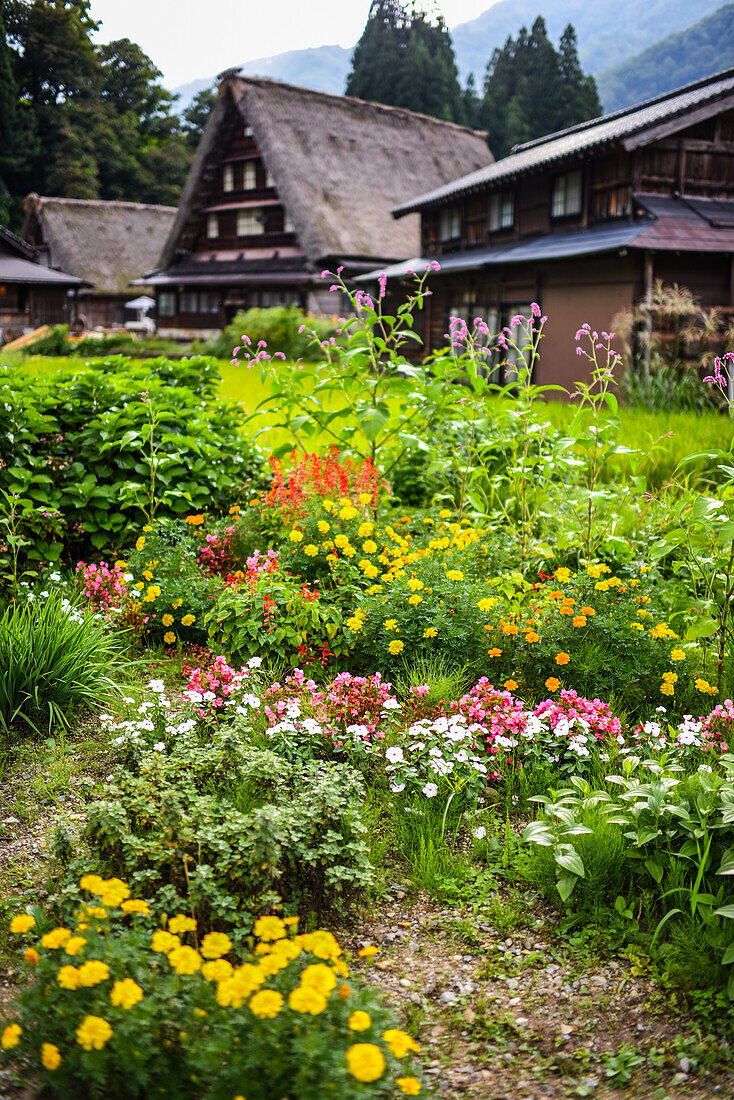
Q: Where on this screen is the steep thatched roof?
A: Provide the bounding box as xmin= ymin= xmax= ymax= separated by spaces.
xmin=159 ymin=75 xmax=492 ymax=269
xmin=23 ymin=195 xmax=177 ymax=295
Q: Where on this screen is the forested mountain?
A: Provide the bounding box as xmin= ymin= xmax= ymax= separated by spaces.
xmin=597 ymin=4 xmax=734 ymax=112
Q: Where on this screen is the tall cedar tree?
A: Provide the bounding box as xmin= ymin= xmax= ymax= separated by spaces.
xmin=0 ymin=0 xmax=194 ymax=219
xmin=480 ymin=18 xmax=601 ymax=158
xmin=346 ymin=0 xmax=466 ymax=124
xmin=0 ymin=13 xmax=31 ymax=222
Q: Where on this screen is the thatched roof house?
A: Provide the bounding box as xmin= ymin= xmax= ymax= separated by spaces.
xmin=143 ymin=71 xmax=493 ymax=336
xmin=22 ymin=195 xmax=176 ymax=327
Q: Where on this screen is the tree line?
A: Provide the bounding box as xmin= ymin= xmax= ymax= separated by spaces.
xmin=346 ymin=0 xmax=602 ymax=157
xmin=0 ymin=0 xmax=215 ymax=226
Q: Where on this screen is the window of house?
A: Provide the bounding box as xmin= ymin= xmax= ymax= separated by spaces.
xmin=283 ymin=210 xmax=295 ymax=233
xmin=551 ymin=170 xmax=582 ymax=218
xmin=243 ymin=123 xmax=253 ymax=137
xmin=206 ymin=213 xmax=218 ymax=239
xmin=243 ymin=161 xmax=257 ymax=190
xmin=237 ymin=208 xmax=264 ymax=236
xmin=222 ymin=164 xmax=234 ymax=192
xmin=180 ymin=290 xmax=198 ymax=313
xmin=439 ymin=207 xmax=461 ymax=241
xmin=488 ymin=191 xmax=514 ymax=231
xmin=158 ymin=291 xmax=176 ymax=317
xmin=500 ymin=304 xmax=536 ymax=383
xmin=199 ymin=291 xmax=219 ymax=314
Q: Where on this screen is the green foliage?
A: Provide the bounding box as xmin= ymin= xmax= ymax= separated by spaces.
xmin=80 ymin=732 xmax=373 ymax=940
xmin=346 ymin=0 xmax=466 ymax=123
xmin=479 ymin=18 xmax=601 ymax=158
xmin=0 ymin=356 xmax=257 ymax=566
xmin=206 ymin=563 xmax=347 ymax=667
xmin=206 ymin=306 xmax=338 ymax=362
xmin=0 ymin=593 xmax=127 ymax=735
xmin=597 ymin=3 xmax=734 ymax=113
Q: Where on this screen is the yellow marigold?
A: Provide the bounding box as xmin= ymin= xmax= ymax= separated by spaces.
xmin=143 ymin=569 xmax=154 ymax=581
xmin=545 ymin=677 xmax=560 ymax=691
xmin=168 ymin=914 xmax=197 ymax=935
xmin=500 ymin=621 xmax=519 ymax=636
xmin=216 ymin=964 xmax=264 ymax=1008
xmin=586 ymin=565 xmax=601 ymax=578
xmin=80 ymin=874 xmax=106 ymax=894
xmin=358 ymin=492 xmax=372 ymax=505
xmin=99 ymin=878 xmax=130 ymax=907
xmin=559 ymin=606 xmax=573 ymax=616
xmin=358 ymin=522 xmax=374 ymax=538
xmin=349 ymin=1011 xmax=372 ymax=1031
xmin=317 ymin=520 xmax=331 ymax=534
xmin=258 ymin=951 xmax=291 ymax=977
xmin=555 ymin=652 xmax=570 ymax=666
xmin=270 ymin=938 xmax=300 ymax=963
xmin=168 ymin=946 xmax=202 ymax=975
xmin=439 ymin=509 xmax=452 ymax=518
xmin=162 ymin=613 xmax=174 ymax=627
xmin=322 ymin=499 xmax=335 ymax=512
xmin=446 ymin=569 xmax=464 ymax=581
xmin=334 ymin=533 xmax=349 ymax=549
xmin=254 ymin=915 xmax=287 ymax=942
xmin=572 ymin=616 xmax=587 ymax=628
xmin=121 ymin=899 xmax=150 ymax=916
xmin=201 ymin=959 xmax=233 ymax=983
xmin=64 ymin=936 xmax=87 ymax=957
xmin=504 ymin=679 xmax=518 ymax=691
xmin=346 ymin=1043 xmax=386 ymax=1083
xmin=342 ymin=543 xmax=356 ymax=557
xmin=185 ymin=514 xmax=204 ymax=526
xmin=300 ymin=929 xmax=341 ymax=959
xmin=1 ymin=1024 xmax=22 ymax=1050
xmin=171 ymin=598 xmax=183 ymax=609
xmin=249 ymin=989 xmax=284 ymax=1019
xmin=288 ymin=984 xmax=327 ymax=1014
xmin=301 ymin=963 xmax=337 ymax=996
xmin=388 ymin=640 xmax=404 ymax=655
xmin=555 ymin=567 xmax=571 ymax=584
xmin=488 ymin=647 xmax=501 ymax=657
xmin=358 ymin=944 xmax=379 ymax=959
xmin=110 ymin=979 xmax=144 ymax=1009
xmin=660 ymin=682 xmax=675 ymax=696
xmin=24 ymin=947 xmax=40 ymax=966
xmin=41 ymin=928 xmax=71 ymax=950
xmin=408 ymin=595 xmax=423 ymax=605
xmin=57 ymin=965 xmax=82 ymax=990
xmin=289 ymin=528 xmax=304 ymax=542
xmin=77 ymin=960 xmax=110 ymax=987
xmin=10 ymin=914 xmax=36 ymax=934
xmin=181 ymin=614 xmax=196 ymax=627
xmin=630 ymin=622 xmax=644 ymax=631
xmin=362 ymin=540 xmax=378 ymax=554
xmin=383 ymin=1029 xmax=421 ymax=1058
xmin=135 ymin=536 xmax=146 ymax=551
xmin=670 ymin=649 xmax=686 ymax=661
xmin=347 ymin=615 xmax=364 ymax=632
xmin=397 ymin=1079 xmax=422 ymax=1096
xmin=200 ymin=931 xmax=232 ymax=959
xmin=340 ymin=505 xmax=358 ymax=521
xmin=384 ymin=618 xmax=398 ymax=631
xmin=662 ymin=671 xmax=678 ymax=683
xmin=477 ymin=596 xmax=497 ymax=612
xmin=41 ymin=1043 xmax=62 ymax=1070
xmin=76 ymin=1015 xmax=113 ymax=1052
xmin=580 ymin=606 xmax=595 ymax=616
xmin=151 ymin=930 xmax=181 ymax=954
xmin=524 ymin=631 xmax=540 ymax=643
xmin=304 ymin=544 xmax=318 ymax=557
xmin=163 ymin=631 xmax=176 ymax=645
xmin=408 ymin=577 xmax=423 ymax=591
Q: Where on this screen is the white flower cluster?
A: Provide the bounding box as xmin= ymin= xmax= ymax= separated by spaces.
xmin=383 ymin=713 xmax=490 ymax=799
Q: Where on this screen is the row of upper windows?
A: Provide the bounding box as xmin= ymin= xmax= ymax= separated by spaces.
xmin=206 ymin=208 xmax=296 ymax=238
xmin=438 ymin=170 xmax=583 ymax=241
xmin=222 ymin=161 xmax=274 ymax=192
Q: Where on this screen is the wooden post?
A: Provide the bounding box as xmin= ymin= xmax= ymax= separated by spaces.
xmin=643 ymin=250 xmax=654 ymax=369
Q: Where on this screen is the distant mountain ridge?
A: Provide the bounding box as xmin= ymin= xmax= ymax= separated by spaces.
xmin=171 ymin=0 xmax=729 ymax=114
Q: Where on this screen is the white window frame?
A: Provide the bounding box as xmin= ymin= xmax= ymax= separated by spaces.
xmin=222 ymin=164 xmax=234 ymax=193
xmin=206 ymin=213 xmax=218 ymax=239
xmin=158 ymin=291 xmax=176 ymax=317
xmin=551 ymin=170 xmax=582 ymax=218
xmin=489 ymin=192 xmax=514 ymax=232
xmin=439 ymin=207 xmax=460 ymax=241
xmin=237 ymin=208 xmax=264 ymax=236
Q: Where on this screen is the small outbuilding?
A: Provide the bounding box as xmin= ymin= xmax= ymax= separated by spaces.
xmin=22 ymin=194 xmax=176 ymax=329
xmin=0 ymin=223 xmax=83 ymax=339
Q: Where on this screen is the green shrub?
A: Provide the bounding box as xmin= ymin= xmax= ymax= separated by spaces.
xmin=0 ymin=357 xmax=259 ymax=568
xmin=2 ymin=881 xmax=422 ymax=1099
xmin=0 ymin=593 xmax=128 ymax=735
xmin=77 ymin=737 xmax=373 ymax=942
xmin=206 ymin=306 xmax=338 ymax=361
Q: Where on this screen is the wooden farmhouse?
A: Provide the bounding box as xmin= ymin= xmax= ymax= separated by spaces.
xmin=142 ymin=71 xmax=493 ymax=337
xmin=0 ymin=223 xmax=83 ymax=338
xmin=22 ymin=195 xmax=176 ymax=329
xmin=372 ymin=67 xmax=734 ymax=387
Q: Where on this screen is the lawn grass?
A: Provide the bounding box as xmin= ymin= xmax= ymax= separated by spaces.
xmin=8 ymin=353 xmax=732 ymax=485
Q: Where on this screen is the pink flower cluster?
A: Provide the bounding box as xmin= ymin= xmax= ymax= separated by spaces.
xmin=450 ymin=678 xmax=528 ymax=747
xmin=75 ymin=560 xmax=128 ymax=616
xmin=196 ymin=525 xmax=236 ymax=577
xmin=182 ymin=655 xmax=252 ymax=717
xmin=700 ymin=699 xmax=733 ymax=753
xmin=264 ymin=669 xmax=395 ymax=734
xmin=533 ymin=689 xmax=621 ymax=743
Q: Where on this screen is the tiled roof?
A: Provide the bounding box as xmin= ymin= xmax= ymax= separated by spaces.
xmin=393 ymin=67 xmax=734 ymax=216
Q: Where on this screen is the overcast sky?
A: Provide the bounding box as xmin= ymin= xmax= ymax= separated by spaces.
xmin=89 ymin=0 xmax=498 ymax=88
